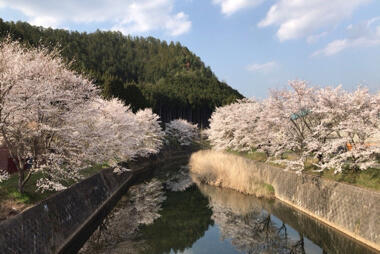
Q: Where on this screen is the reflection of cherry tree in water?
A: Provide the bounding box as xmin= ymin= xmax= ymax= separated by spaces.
xmin=137 ymin=179 xmax=213 ymax=253
xmin=290 ymin=233 xmax=306 ymax=254
xmin=81 ymin=168 xmax=208 ymax=254
xmin=195 ymin=179 xmax=306 ymax=254
xmin=164 ymin=165 xmax=194 ymax=191
xmin=80 ymin=168 xmax=309 ymax=254
xmin=210 ymin=203 xmax=291 ymax=253
xmin=80 ymin=179 xmax=166 ymax=254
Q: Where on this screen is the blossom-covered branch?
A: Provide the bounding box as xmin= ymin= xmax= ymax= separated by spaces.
xmin=165 ymin=119 xmax=199 ymax=146
xmin=207 ymin=80 xmax=379 ymax=172
xmin=0 ymin=39 xmax=165 ymax=192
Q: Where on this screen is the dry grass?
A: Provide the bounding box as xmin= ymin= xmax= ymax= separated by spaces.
xmin=189 ymin=150 xmax=274 ymax=199
xmin=0 ymin=199 xmax=29 ymax=221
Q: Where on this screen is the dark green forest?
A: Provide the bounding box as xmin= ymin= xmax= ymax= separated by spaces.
xmin=0 ymin=19 xmax=243 ymax=126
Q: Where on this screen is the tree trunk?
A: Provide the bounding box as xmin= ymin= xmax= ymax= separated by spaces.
xmin=18 ymin=169 xmax=25 ymax=194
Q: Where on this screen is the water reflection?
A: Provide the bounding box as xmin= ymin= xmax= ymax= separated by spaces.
xmin=259 ymin=196 xmax=377 ymax=254
xmin=138 ymin=185 xmax=213 ymax=254
xmin=194 ymin=179 xmax=376 ymax=254
xmin=81 ymin=165 xmax=377 ymax=254
xmin=165 ymin=166 xmax=194 ymax=192
xmin=195 ymin=180 xmax=304 ymax=254
xmin=80 ymin=179 xmax=166 ymax=254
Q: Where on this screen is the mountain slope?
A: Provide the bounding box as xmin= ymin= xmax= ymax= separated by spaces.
xmin=0 ymin=19 xmax=243 ymax=126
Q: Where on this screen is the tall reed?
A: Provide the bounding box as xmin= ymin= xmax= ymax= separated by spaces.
xmin=189 ymin=150 xmax=274 ymax=198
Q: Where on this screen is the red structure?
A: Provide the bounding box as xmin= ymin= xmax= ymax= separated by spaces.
xmin=0 ymin=145 xmax=17 ymax=174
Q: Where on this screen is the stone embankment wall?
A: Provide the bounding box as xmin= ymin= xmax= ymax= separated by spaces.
xmin=248 ymin=159 xmax=380 ymax=251
xmin=0 ymin=148 xmax=193 ymax=254
xmin=0 ymin=155 xmax=162 ymax=254
xmin=190 ymin=150 xmax=379 ymax=251
xmin=262 ymin=197 xmax=378 ymax=254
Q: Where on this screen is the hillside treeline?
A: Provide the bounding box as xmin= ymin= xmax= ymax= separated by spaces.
xmin=0 ymin=19 xmax=243 ymax=126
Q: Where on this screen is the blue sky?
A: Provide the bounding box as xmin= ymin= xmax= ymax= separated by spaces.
xmin=0 ymin=0 xmax=379 ymax=98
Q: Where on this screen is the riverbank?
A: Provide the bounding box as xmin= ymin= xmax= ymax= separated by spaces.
xmin=189 ymin=150 xmax=274 ymax=198
xmin=0 ymin=147 xmax=196 ymax=254
xmin=228 ymin=150 xmax=380 ymax=191
xmin=0 ymin=165 xmax=105 ymax=221
xmin=189 ymin=150 xmax=380 ymax=251
xmin=81 ymin=158 xmax=377 ymax=254
xmin=0 ymin=144 xmax=198 ymax=222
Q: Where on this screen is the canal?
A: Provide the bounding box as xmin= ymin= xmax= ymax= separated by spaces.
xmin=80 ymin=158 xmax=377 ymax=254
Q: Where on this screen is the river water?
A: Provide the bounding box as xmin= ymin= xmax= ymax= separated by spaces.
xmin=81 ymin=160 xmax=377 ymax=254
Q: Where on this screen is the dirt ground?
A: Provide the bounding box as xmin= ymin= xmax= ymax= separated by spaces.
xmin=0 ymin=200 xmax=29 ymax=221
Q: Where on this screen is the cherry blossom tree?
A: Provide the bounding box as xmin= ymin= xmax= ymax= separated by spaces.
xmin=134 ymin=108 xmax=164 ymax=158
xmin=37 ymin=98 xmax=165 ymax=191
xmin=206 ymin=80 xmax=379 ymax=173
xmin=0 ymin=39 xmax=98 ymax=192
xmin=165 ymin=119 xmax=199 ymax=146
xmin=39 ymin=97 xmax=141 ymax=191
xmin=258 ymin=81 xmax=320 ymax=170
xmin=0 ymin=39 xmax=165 ymax=192
xmin=207 ymin=99 xmax=261 ymax=152
xmin=264 ymin=83 xmax=379 ymax=172
xmin=304 ymin=86 xmax=380 ymax=172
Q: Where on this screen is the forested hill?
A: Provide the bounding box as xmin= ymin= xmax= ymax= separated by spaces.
xmin=0 ymin=19 xmax=243 ymax=126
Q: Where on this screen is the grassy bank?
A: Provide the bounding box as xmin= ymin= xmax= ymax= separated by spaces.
xmin=189 ymin=150 xmax=275 ymax=199
xmin=0 ymin=145 xmax=197 ymax=220
xmin=230 ymin=150 xmax=380 ymax=191
xmin=0 ymin=164 xmax=105 ymax=220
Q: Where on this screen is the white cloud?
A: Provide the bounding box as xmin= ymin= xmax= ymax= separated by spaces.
xmin=0 ymin=0 xmax=191 ymax=36
xmin=258 ymin=0 xmax=371 ymax=41
xmin=246 ymin=61 xmax=277 ymax=73
xmin=212 ymin=0 xmax=264 ymax=16
xmin=30 ymin=16 xmax=60 ymax=28
xmin=306 ymin=32 xmax=327 ymax=44
xmin=164 ymin=12 xmax=191 ymax=36
xmin=312 ymin=40 xmax=348 ymax=56
xmin=312 ymin=17 xmax=380 ymax=56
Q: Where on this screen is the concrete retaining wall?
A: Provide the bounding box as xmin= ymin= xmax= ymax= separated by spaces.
xmin=0 ymin=162 xmax=154 ymax=254
xmin=262 ymin=197 xmax=377 ymax=254
xmin=248 ymin=159 xmax=380 ymax=251
xmin=0 ymin=148 xmax=194 ymax=254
